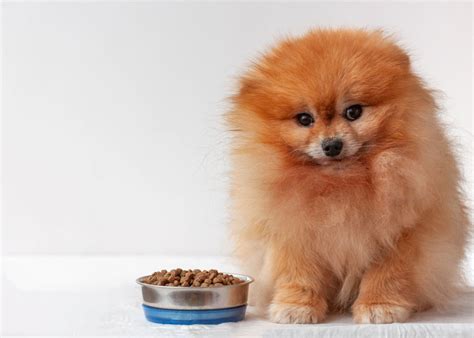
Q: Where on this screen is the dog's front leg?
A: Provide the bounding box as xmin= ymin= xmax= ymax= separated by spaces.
xmin=268 ymin=245 xmax=329 ymax=324
xmin=352 ymin=231 xmax=419 ymax=324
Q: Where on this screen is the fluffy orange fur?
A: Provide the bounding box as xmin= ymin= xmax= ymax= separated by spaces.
xmin=227 ymin=29 xmax=469 ymax=324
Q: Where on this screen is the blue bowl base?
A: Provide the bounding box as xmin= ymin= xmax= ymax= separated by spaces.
xmin=142 ymin=304 xmax=247 ymax=325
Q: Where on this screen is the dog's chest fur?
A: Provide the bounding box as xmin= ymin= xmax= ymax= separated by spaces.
xmin=267 ymin=174 xmax=392 ymax=282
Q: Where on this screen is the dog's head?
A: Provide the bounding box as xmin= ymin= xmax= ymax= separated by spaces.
xmin=230 ymin=29 xmax=435 ymax=168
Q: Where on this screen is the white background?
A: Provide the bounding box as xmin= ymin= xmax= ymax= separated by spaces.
xmin=2 ymin=2 xmax=472 ymax=264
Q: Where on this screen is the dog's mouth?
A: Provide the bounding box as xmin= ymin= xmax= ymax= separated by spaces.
xmin=294 ymin=143 xmax=368 ymax=168
xmin=312 ymin=155 xmax=357 ymax=167
xmin=293 ymin=152 xmax=355 ymax=167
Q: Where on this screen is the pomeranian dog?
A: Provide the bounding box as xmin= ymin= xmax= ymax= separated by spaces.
xmin=227 ymin=29 xmax=469 ymax=324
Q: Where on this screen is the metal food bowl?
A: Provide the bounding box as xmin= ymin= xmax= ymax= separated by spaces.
xmin=136 ymin=273 xmax=253 ymax=325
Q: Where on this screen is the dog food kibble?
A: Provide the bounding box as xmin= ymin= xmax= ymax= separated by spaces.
xmin=142 ymin=269 xmax=244 ymax=287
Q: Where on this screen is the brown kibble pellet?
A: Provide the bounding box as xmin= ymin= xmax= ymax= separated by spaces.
xmin=195 ymin=274 xmax=206 ymax=282
xmin=143 ymin=269 xmax=245 ymax=288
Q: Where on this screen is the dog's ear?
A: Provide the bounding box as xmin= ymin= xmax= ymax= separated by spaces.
xmin=238 ymin=76 xmax=261 ymax=98
xmin=376 ymin=30 xmax=411 ymax=69
xmin=232 ymin=74 xmax=266 ymax=109
xmin=392 ymin=46 xmax=411 ymax=70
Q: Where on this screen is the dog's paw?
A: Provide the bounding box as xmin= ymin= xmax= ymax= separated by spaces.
xmin=352 ymin=303 xmax=411 ymax=324
xmin=269 ymin=302 xmax=325 ymax=324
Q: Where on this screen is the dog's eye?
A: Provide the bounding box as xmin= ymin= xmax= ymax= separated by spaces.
xmin=295 ymin=112 xmax=314 ymax=127
xmin=344 ymin=104 xmax=363 ymax=121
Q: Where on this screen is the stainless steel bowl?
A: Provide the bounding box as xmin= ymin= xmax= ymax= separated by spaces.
xmin=136 ymin=273 xmax=253 ymax=310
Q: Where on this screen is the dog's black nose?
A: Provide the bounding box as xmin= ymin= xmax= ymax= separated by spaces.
xmin=321 ymin=138 xmax=343 ymax=157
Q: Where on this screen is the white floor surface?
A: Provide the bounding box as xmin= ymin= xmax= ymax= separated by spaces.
xmin=3 ymin=255 xmax=473 ymax=337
